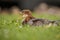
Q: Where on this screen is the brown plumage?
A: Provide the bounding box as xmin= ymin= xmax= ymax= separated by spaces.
xmin=22 ymin=10 xmax=35 ymax=25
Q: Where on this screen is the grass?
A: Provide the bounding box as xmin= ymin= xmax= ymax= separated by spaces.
xmin=0 ymin=13 xmax=60 ymax=40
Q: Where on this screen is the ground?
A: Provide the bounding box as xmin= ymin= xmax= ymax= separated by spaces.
xmin=0 ymin=13 xmax=60 ymax=40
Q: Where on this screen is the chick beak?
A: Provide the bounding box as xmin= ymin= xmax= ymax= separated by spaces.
xmin=22 ymin=14 xmax=28 ymax=18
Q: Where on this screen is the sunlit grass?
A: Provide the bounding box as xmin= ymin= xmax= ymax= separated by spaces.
xmin=0 ymin=13 xmax=60 ymax=40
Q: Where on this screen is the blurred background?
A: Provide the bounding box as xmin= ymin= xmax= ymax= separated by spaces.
xmin=0 ymin=0 xmax=60 ymax=14
xmin=0 ymin=1 xmax=60 ymax=40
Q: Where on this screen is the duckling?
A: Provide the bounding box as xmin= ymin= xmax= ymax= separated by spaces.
xmin=22 ymin=9 xmax=60 ymax=26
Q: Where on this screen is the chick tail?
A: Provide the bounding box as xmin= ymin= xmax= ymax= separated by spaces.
xmin=52 ymin=20 xmax=60 ymax=26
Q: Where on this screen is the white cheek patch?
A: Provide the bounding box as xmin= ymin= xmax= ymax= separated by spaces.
xmin=23 ymin=14 xmax=28 ymax=18
xmin=22 ymin=14 xmax=28 ymax=22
